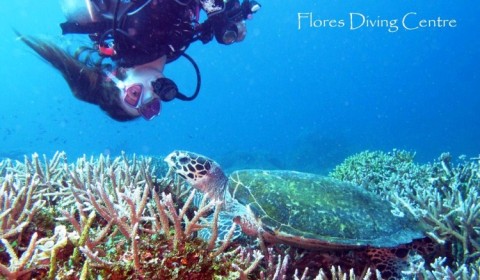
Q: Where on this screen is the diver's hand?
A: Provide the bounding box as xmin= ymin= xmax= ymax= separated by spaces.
xmin=241 ymin=0 xmax=261 ymax=20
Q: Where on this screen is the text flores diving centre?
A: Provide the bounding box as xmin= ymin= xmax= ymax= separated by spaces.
xmin=298 ymin=12 xmax=457 ymax=32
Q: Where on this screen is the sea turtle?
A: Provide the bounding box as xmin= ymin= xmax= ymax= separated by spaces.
xmin=164 ymin=150 xmax=425 ymax=250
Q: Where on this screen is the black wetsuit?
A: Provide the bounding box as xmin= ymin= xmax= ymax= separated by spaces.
xmin=62 ymin=0 xmax=227 ymax=67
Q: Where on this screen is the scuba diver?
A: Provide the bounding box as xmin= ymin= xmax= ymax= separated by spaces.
xmin=19 ymin=0 xmax=261 ymax=121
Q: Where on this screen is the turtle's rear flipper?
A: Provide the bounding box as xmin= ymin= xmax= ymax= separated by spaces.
xmin=369 ymin=237 xmax=443 ymax=279
xmin=367 ymin=245 xmax=415 ymax=280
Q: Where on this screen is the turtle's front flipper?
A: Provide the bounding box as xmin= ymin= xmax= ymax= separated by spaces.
xmin=198 ymin=212 xmax=245 ymax=245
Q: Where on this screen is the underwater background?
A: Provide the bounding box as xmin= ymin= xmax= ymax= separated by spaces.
xmin=1 ymin=0 xmax=479 ymax=172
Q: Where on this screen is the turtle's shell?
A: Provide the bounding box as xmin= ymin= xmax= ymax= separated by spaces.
xmin=229 ymin=170 xmax=424 ymax=248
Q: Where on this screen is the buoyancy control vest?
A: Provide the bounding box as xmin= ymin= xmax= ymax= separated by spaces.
xmin=60 ymin=0 xmax=214 ymax=66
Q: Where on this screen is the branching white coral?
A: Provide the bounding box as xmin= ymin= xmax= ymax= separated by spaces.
xmin=0 ymin=232 xmax=39 ymax=279
xmin=0 ymin=172 xmax=45 ymax=239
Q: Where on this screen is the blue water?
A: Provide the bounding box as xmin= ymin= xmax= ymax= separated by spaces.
xmin=1 ymin=1 xmax=479 ymax=173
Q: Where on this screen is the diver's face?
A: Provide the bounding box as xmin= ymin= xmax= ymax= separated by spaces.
xmin=119 ymin=66 xmax=164 ymax=120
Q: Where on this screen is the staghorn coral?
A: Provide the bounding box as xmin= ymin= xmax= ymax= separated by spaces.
xmin=401 ymin=255 xmax=480 ymax=280
xmin=0 ymin=152 xmax=67 ymax=240
xmin=0 ymin=152 xmax=266 ymax=279
xmin=0 ymin=153 xmax=69 ymax=279
xmin=330 ymin=149 xmax=480 ymax=277
xmin=0 ymin=232 xmax=39 ymax=279
xmin=258 ymin=249 xmax=382 ymax=280
xmin=0 ymin=173 xmax=45 ymax=240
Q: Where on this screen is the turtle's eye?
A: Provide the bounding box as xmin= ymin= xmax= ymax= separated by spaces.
xmin=179 ymin=157 xmax=190 ymax=164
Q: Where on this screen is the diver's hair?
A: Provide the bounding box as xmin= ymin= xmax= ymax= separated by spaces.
xmin=17 ymin=34 xmax=137 ymax=121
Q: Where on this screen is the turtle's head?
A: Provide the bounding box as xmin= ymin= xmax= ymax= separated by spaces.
xmin=164 ymin=151 xmax=228 ymax=201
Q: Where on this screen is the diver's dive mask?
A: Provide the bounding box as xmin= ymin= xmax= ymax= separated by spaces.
xmin=123 ymin=84 xmax=161 ymax=120
xmin=106 ymin=52 xmax=201 ymax=121
xmin=105 ymin=69 xmax=162 ymax=120
xmin=122 ymin=76 xmax=196 ymax=120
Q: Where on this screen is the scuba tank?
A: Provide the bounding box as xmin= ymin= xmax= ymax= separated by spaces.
xmin=60 ymin=0 xmax=101 ymax=24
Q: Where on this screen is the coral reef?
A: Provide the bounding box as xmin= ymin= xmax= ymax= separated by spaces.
xmin=1 ymin=150 xmax=478 ymax=279
xmin=0 ymin=152 xmax=265 ymax=279
xmin=330 ymin=149 xmax=480 ymax=278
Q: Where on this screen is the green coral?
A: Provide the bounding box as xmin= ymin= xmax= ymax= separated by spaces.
xmin=329 ymin=149 xmax=430 ymax=196
xmin=330 ymin=149 xmax=480 ymax=275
